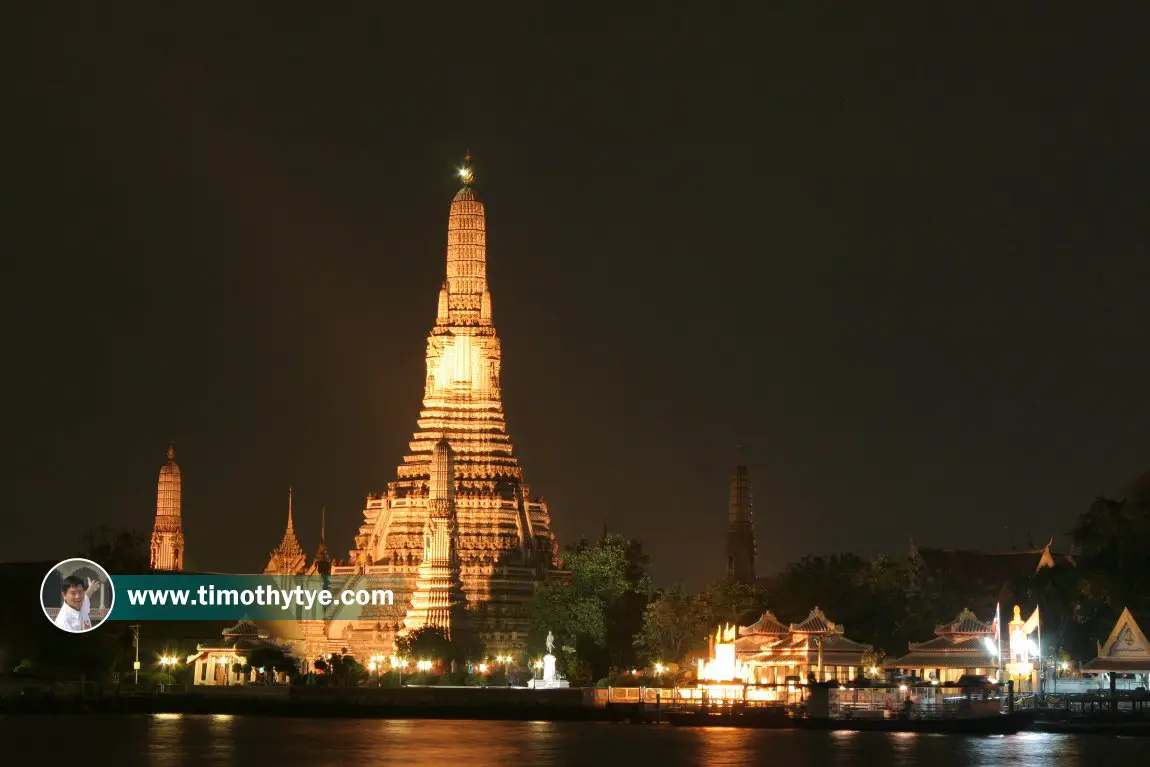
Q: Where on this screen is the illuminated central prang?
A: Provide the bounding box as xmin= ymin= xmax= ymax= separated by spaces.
xmin=348 ymin=157 xmax=560 ymax=651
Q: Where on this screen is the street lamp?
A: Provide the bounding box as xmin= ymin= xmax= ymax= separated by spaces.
xmin=390 ymin=656 xmax=408 ymax=685
xmin=159 ymin=656 xmax=177 ymax=686
xmin=654 ymin=662 xmax=666 ymax=676
xmin=369 ymin=654 xmax=385 ymax=685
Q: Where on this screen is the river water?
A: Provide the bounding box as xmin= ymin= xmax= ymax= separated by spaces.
xmin=2 ymin=715 xmax=1145 ymax=765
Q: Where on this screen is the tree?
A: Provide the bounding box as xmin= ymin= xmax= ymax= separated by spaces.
xmin=395 ymin=627 xmax=456 ymax=666
xmin=634 ymin=585 xmax=708 ymax=663
xmin=528 ymin=534 xmax=653 ymax=680
xmin=697 ymin=580 xmax=760 ymax=629
xmin=1065 ymin=469 xmax=1150 ymax=657
xmin=247 ymin=647 xmax=294 ymax=684
xmin=325 ymin=652 xmax=367 ymax=687
xmin=79 ymin=527 xmax=149 ymax=573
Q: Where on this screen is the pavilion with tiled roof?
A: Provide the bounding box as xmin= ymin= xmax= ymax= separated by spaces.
xmin=887 ymin=608 xmax=999 ymax=683
xmin=186 ymin=619 xmax=297 ymax=686
xmin=733 ymin=607 xmax=871 ymax=685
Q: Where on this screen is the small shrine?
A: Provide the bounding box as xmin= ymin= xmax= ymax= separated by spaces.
xmin=186 ymin=620 xmax=297 ymax=686
xmin=886 ymin=608 xmax=998 ymax=683
xmin=1082 ymin=607 xmax=1150 ymax=689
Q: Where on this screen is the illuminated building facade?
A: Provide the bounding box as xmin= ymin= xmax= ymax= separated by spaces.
xmin=886 ymin=608 xmax=999 ymax=682
xmin=735 ymin=607 xmax=871 ymax=685
xmin=299 ymin=158 xmax=559 ymax=659
xmin=149 ymin=444 xmax=185 ymax=571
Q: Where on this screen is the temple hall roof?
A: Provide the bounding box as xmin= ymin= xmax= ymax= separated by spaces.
xmin=935 ymin=608 xmax=995 ymax=637
xmin=740 ymin=611 xmax=789 ymax=636
xmin=888 ymin=635 xmax=997 ymax=669
xmin=790 ymin=607 xmax=845 ymax=635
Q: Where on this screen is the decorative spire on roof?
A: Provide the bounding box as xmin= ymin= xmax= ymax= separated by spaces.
xmin=314 ymin=505 xmax=329 ymax=562
xmin=265 ymin=485 xmax=306 ymax=575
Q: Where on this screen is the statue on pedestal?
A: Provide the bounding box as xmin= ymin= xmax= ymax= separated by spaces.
xmin=546 ymin=630 xmax=555 ymax=655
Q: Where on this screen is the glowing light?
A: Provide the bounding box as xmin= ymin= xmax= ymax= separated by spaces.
xmin=869 ymin=666 xmax=879 ymax=676
xmin=416 ymin=660 xmax=433 ymax=672
xmin=930 ymin=679 xmax=939 ymax=685
xmin=533 ymin=660 xmax=543 ymax=670
xmin=478 ymin=663 xmax=488 ymax=673
xmin=458 ymin=165 xmax=474 ymax=184
xmin=654 ymin=662 xmax=666 ymax=675
xmin=697 ymin=624 xmax=750 ymax=684
xmin=983 ymin=637 xmax=999 ymax=657
xmin=1060 ymin=662 xmax=1069 ymax=671
xmin=899 ymin=684 xmax=908 ymax=692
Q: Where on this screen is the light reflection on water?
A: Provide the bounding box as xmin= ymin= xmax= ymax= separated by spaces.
xmin=1 ymin=715 xmax=1146 ymax=766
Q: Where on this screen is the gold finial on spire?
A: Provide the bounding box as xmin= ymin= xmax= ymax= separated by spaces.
xmin=167 ymin=440 xmax=175 ymax=463
xmin=287 ymin=485 xmax=294 ymax=531
xmin=457 ymin=151 xmax=474 ymax=186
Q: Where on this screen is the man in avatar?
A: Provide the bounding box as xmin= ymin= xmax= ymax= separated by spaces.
xmin=54 ymin=574 xmax=102 ymax=632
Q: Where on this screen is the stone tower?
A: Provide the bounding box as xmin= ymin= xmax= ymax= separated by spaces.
xmin=402 ymin=438 xmax=468 ymax=636
xmin=726 ymin=464 xmax=756 ymax=583
xmin=352 ymin=157 xmax=559 ymax=650
xmin=265 ymin=487 xmax=307 ymax=575
xmin=150 ymin=443 xmax=185 ymax=571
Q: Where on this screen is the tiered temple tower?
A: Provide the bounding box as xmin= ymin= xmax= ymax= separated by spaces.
xmin=726 ymin=464 xmax=756 ymax=583
xmin=150 ymin=444 xmax=185 ymax=571
xmin=265 ymin=487 xmax=307 ymax=575
xmin=349 ymin=158 xmax=560 ymax=651
xmin=402 ymin=438 xmax=468 ymax=636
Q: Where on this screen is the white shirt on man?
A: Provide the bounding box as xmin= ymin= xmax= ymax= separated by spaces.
xmin=54 ymin=595 xmax=92 ymax=632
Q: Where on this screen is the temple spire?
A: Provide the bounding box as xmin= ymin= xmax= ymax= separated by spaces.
xmin=150 ymin=442 xmax=185 ymax=571
xmin=265 ymin=485 xmax=306 ymax=575
xmin=287 ymin=486 xmax=295 ymax=532
xmin=726 ymin=464 xmax=756 ymax=583
xmin=443 ymin=152 xmax=488 ymax=327
xmin=313 ymin=505 xmax=329 ymax=565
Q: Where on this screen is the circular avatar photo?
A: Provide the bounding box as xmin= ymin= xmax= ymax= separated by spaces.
xmin=41 ymin=558 xmax=115 ymax=632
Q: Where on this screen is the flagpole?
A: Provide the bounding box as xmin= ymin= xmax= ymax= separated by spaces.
xmin=1037 ymin=609 xmax=1043 ymax=696
xmin=996 ymin=602 xmax=1003 ymax=683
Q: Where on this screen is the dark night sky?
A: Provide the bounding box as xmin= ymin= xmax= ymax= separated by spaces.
xmin=2 ymin=5 xmax=1147 ymax=589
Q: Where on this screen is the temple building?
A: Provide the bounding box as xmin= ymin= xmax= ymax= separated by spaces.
xmin=726 ymin=464 xmax=756 ymax=583
xmin=265 ymin=487 xmax=307 ymax=575
xmin=905 ymin=536 xmax=1074 ymax=603
xmin=1082 ymin=607 xmax=1150 ymax=690
xmin=186 ymin=620 xmax=298 ymax=686
xmin=886 ymin=608 xmax=999 ymax=682
xmin=149 ymin=444 xmax=185 ymax=571
xmin=299 ymin=158 xmax=560 ymax=659
xmin=402 ymin=438 xmax=468 ymax=636
xmin=733 ymin=607 xmax=871 ymax=684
